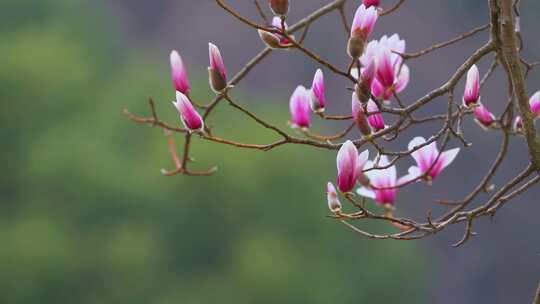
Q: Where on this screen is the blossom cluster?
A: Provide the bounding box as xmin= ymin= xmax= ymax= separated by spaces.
xmin=163 ymin=0 xmax=539 ymax=217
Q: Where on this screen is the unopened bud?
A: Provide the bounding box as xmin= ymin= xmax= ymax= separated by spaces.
xmin=208 ymin=68 xmax=227 ymax=93
xmin=347 ymin=36 xmax=366 ymax=59
xmin=352 ymin=93 xmax=371 ymax=136
xmin=268 ymin=0 xmax=289 ymax=17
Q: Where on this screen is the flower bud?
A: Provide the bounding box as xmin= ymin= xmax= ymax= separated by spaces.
xmin=172 ymin=91 xmax=204 ymax=132
xmin=170 ymin=50 xmax=190 ymax=94
xmin=208 ymin=43 xmax=228 ymax=93
xmin=289 ymin=85 xmax=311 ymax=129
xmin=347 ymin=36 xmax=366 ymax=59
xmin=309 ymin=69 xmax=325 ymax=113
xmin=327 ymin=182 xmax=342 ymax=213
xmin=336 ymin=140 xmax=369 ymax=193
xmin=268 ymin=0 xmax=289 ymax=17
xmin=347 ymin=4 xmax=378 ymax=58
xmin=352 ymin=93 xmax=371 ymax=136
xmin=258 ymin=17 xmax=293 ymax=49
xmin=473 ymin=102 xmax=496 ymax=129
xmin=463 ymin=65 xmax=480 ymax=107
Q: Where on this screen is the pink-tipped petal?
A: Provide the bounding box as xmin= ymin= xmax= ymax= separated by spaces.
xmin=375 ymin=49 xmax=395 ymax=89
xmin=289 ymin=85 xmax=311 ymax=128
xmin=327 ymin=182 xmax=342 ymax=213
xmin=351 ymin=4 xmax=378 ymax=39
xmin=463 ymin=65 xmax=480 ymax=106
xmin=367 ymin=99 xmax=385 ymax=131
xmin=170 ymin=50 xmax=190 ymax=94
xmin=361 ymin=58 xmax=377 ymax=87
xmin=394 ymin=64 xmax=410 ymax=93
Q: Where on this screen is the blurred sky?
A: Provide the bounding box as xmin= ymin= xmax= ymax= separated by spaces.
xmin=3 ymin=0 xmax=540 ymax=303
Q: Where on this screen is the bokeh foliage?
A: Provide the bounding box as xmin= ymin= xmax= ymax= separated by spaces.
xmin=0 ymin=0 xmax=426 ymax=303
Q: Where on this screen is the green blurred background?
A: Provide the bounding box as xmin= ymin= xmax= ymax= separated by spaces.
xmin=0 ymin=0 xmax=428 ymax=303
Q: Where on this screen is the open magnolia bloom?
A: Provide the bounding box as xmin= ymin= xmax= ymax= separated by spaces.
xmin=360 ymin=34 xmax=410 ymax=104
xmin=405 ymin=137 xmax=460 ymax=183
xmin=357 ymin=155 xmax=410 ymax=206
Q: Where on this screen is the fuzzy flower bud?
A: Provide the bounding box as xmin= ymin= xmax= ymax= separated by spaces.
xmin=268 ymin=0 xmax=289 ymax=17
xmin=347 ymin=4 xmax=378 ymax=58
xmin=352 ymin=93 xmax=371 ymax=136
xmin=208 ymin=43 xmax=227 ymax=93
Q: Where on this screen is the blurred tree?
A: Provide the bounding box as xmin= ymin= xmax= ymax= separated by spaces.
xmin=0 ymin=0 xmax=426 ymax=303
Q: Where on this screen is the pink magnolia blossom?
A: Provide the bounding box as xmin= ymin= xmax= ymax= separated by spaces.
xmin=172 ymin=91 xmax=204 ymax=132
xmin=473 ymin=102 xmax=496 ymax=129
xmin=366 ymin=99 xmax=385 ymax=131
xmin=170 ymin=50 xmax=190 ymax=94
xmin=529 ymin=91 xmax=540 ymax=117
xmin=327 ymin=182 xmax=342 ymax=213
xmin=463 ymin=65 xmax=480 ymax=107
xmin=351 ymin=4 xmax=378 ymax=40
xmin=309 ymin=69 xmax=326 ymax=113
xmin=357 ymin=155 xmax=409 ymax=206
xmin=208 ymin=43 xmax=228 ymax=92
xmin=362 ymin=0 xmax=381 ymax=8
xmin=258 ymin=17 xmax=293 ymax=49
xmin=336 ymin=140 xmax=370 ymax=193
xmin=289 ymin=85 xmax=311 ymax=129
xmin=406 ymin=137 xmax=460 ymax=183
xmin=360 ymin=34 xmax=409 ymax=103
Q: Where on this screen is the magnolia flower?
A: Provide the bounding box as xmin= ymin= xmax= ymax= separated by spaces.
xmin=347 ymin=4 xmax=378 ymax=58
xmin=473 ymin=102 xmax=496 ymax=129
xmin=172 ymin=91 xmax=204 ymax=132
xmin=363 ymin=0 xmax=381 ymax=8
xmin=336 ymin=140 xmax=370 ymax=193
xmin=406 ymin=137 xmax=460 ymax=183
xmin=463 ymin=65 xmax=480 ymax=107
xmin=258 ymin=17 xmax=293 ymax=49
xmin=366 ymin=99 xmax=385 ymax=131
xmin=268 ymin=0 xmax=289 ymax=16
xmin=360 ymin=34 xmax=409 ymax=103
xmin=352 ymin=93 xmax=371 ymax=136
xmin=357 ymin=155 xmax=409 ymax=206
xmin=327 ymin=182 xmax=342 ymax=213
xmin=289 ymin=85 xmax=311 ymax=129
xmin=529 ymin=91 xmax=540 ymax=117
xmin=170 ymin=50 xmax=190 ymax=94
xmin=309 ymin=69 xmax=325 ymax=113
xmin=208 ymin=43 xmax=228 ymax=93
